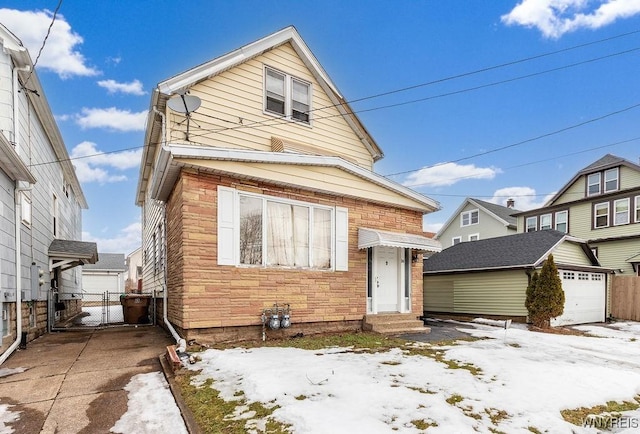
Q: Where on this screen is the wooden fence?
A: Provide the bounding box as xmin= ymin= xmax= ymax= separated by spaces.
xmin=611 ymin=276 xmax=640 ymax=321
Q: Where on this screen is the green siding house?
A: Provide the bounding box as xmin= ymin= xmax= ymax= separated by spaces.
xmin=514 ymin=154 xmax=640 ymax=275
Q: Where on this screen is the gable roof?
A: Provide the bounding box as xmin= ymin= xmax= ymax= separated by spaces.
xmin=545 ymin=154 xmax=640 ymax=207
xmin=83 ymin=253 xmax=126 ymax=271
xmin=436 ymin=197 xmax=519 ymax=239
xmin=424 ymin=230 xmax=599 ymax=274
xmin=137 ymin=26 xmax=383 ymax=205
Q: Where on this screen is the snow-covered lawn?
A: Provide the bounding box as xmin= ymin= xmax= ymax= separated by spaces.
xmin=185 ymin=320 xmax=640 ymax=433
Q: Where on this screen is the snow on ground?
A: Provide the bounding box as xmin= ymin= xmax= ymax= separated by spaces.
xmin=77 ymin=305 xmax=124 ymax=325
xmin=185 ymin=321 xmax=640 ymax=433
xmin=111 ymin=372 xmax=188 ymax=434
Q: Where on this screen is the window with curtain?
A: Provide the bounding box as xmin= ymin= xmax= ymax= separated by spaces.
xmin=264 ymin=66 xmax=311 ymax=124
xmin=239 ymin=193 xmax=332 ymax=269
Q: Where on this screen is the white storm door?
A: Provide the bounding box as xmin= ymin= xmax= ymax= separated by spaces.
xmin=375 ymin=246 xmax=400 ymax=312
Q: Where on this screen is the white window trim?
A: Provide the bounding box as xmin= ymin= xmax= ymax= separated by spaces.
xmin=526 ymin=216 xmax=537 ymax=232
xmin=555 ymin=210 xmax=568 ymax=233
xmin=604 ymin=167 xmax=619 ymax=193
xmin=218 ymin=186 xmax=346 ymax=271
xmin=460 ymin=209 xmax=479 ymax=227
xmin=264 ymin=66 xmax=312 ymax=125
xmin=634 ymin=195 xmax=640 ymax=223
xmin=468 ymin=233 xmax=479 ymax=242
xmin=540 ymin=213 xmax=552 ymax=230
xmin=587 ymin=172 xmax=601 ymax=197
xmin=594 ymin=202 xmax=610 ymax=228
xmin=613 ymin=198 xmax=630 ymax=226
xmin=452 ymin=236 xmax=462 ymax=245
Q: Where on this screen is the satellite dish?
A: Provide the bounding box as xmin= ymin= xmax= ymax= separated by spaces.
xmin=167 ymin=94 xmax=201 ymax=114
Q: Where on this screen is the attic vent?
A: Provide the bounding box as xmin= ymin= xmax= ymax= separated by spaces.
xmin=271 ymin=137 xmax=285 ymax=152
xmin=270 ymin=136 xmax=358 ymax=164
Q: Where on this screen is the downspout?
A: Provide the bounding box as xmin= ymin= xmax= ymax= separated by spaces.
xmin=152 ymin=106 xmax=185 ymax=352
xmin=0 ymin=64 xmax=33 ymax=365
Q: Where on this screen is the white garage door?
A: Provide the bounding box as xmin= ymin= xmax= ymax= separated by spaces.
xmin=83 ymin=274 xmax=121 ymax=295
xmin=551 ymin=270 xmax=605 ymax=326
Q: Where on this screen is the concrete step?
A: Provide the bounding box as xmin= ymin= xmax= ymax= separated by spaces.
xmin=363 ymin=314 xmax=430 ymax=335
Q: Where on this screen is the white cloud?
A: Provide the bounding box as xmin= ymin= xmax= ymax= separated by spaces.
xmin=97 ymin=79 xmax=146 ymax=96
xmin=487 ymin=186 xmax=557 ymax=210
xmin=75 ymin=107 xmax=147 ymax=131
xmin=0 ymin=8 xmax=98 ymax=78
xmin=83 ymin=221 xmax=141 ymax=254
xmin=403 ymin=162 xmax=501 ymax=188
xmin=71 ymin=141 xmax=142 ymax=184
xmin=501 ymin=0 xmax=640 ymax=39
xmin=422 ymin=219 xmax=444 ymax=234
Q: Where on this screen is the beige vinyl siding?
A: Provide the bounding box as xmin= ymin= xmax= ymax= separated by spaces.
xmin=424 ymin=270 xmax=529 ymax=316
xmin=170 ymin=42 xmax=374 ymax=169
xmin=438 ymin=202 xmax=516 ymax=249
xmin=551 ymin=242 xmax=593 ymax=266
xmin=177 ymin=158 xmax=432 ymax=211
xmin=591 ymin=239 xmax=639 ymax=274
xmin=620 ymin=166 xmax=640 ymax=190
xmin=423 ymin=276 xmax=453 ymax=311
xmin=554 ymin=175 xmax=585 ymax=205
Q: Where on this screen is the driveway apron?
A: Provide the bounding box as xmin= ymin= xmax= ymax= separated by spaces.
xmin=0 ymin=326 xmax=176 ymax=433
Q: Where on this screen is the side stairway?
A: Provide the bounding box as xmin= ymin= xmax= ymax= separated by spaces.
xmin=363 ymin=313 xmax=431 ymax=335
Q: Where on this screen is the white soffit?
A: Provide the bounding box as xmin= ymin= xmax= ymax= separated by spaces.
xmin=358 ymin=228 xmax=442 ymax=252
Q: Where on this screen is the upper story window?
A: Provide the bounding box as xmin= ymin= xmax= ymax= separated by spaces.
xmin=594 ymin=202 xmax=609 ymax=228
xmin=540 ymin=214 xmax=552 ymax=230
xmin=526 ymin=216 xmax=537 ymax=232
xmin=452 ymin=236 xmax=462 ymax=245
xmin=635 ymin=195 xmax=640 ymax=223
xmin=555 ymin=210 xmax=568 ymax=233
xmin=587 ymin=167 xmax=619 ymax=197
xmin=604 ymin=168 xmax=619 ymax=193
xmin=587 ymin=173 xmax=601 ymax=197
xmin=614 ymin=198 xmax=630 ymax=225
xmin=461 ymin=209 xmax=479 ymax=227
xmin=468 ymin=234 xmax=479 ymax=241
xmin=265 ymin=67 xmax=311 ymax=124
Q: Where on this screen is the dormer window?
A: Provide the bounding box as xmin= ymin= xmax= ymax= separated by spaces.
xmin=587 ymin=167 xmax=619 ymax=196
xmin=265 ymin=67 xmax=311 ymax=124
xmin=604 ymin=168 xmax=619 ymax=193
xmin=587 ymin=173 xmax=601 ymax=196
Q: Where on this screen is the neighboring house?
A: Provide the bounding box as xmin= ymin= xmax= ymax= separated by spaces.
xmin=514 ymin=154 xmax=640 ymax=276
xmin=435 ymin=198 xmax=519 ymax=249
xmin=136 ymin=26 xmax=441 ymax=343
xmin=423 ymin=230 xmax=608 ymax=326
xmin=82 ymin=253 xmax=126 ymax=296
xmin=125 ymin=247 xmax=143 ymax=293
xmin=0 ymin=24 xmax=95 ymax=361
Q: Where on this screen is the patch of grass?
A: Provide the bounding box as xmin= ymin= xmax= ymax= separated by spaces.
xmin=174 ymin=370 xmax=291 ymax=433
xmin=380 ymin=360 xmax=401 ymax=366
xmin=407 ymin=386 xmax=436 ymax=395
xmin=508 ymin=343 xmax=521 ymax=348
xmin=446 ymin=394 xmax=464 ymax=405
xmin=411 ymin=419 xmax=438 ymax=430
xmin=560 ymin=396 xmax=640 ymax=426
xmin=527 ymin=427 xmax=542 ymax=434
xmin=294 ymin=395 xmax=307 ymax=401
xmin=630 ymin=337 xmax=637 ymax=342
xmin=485 ymin=408 xmax=509 ymax=424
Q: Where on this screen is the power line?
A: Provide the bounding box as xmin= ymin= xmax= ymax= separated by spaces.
xmin=385 ymin=102 xmax=640 ymax=178
xmin=27 ymin=145 xmax=143 ymax=168
xmin=24 ymin=0 xmax=63 ymax=87
xmin=183 ymin=45 xmax=640 ymax=142
xmin=402 ymin=136 xmax=640 ymax=189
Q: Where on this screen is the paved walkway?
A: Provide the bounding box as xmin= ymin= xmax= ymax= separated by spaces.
xmin=0 ymin=326 xmax=177 ymax=433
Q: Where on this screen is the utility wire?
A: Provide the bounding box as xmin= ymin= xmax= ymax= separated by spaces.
xmin=402 ymin=136 xmax=640 ymax=189
xmin=184 ymin=45 xmax=640 ymax=141
xmin=23 ymin=0 xmax=63 ymax=87
xmin=385 ymin=102 xmax=640 ymax=178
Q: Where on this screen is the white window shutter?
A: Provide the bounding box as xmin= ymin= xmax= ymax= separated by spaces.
xmin=335 ymin=207 xmax=348 ymax=271
xmin=217 ymin=186 xmax=236 ymax=265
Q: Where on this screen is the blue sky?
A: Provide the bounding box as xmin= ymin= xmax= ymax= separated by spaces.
xmin=2 ymin=1 xmax=640 ymax=254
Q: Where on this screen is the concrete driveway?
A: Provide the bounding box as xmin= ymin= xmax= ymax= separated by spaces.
xmin=0 ymin=326 xmax=176 ymax=433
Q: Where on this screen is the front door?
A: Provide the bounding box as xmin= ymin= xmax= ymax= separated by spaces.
xmin=375 ymin=246 xmax=399 ymax=312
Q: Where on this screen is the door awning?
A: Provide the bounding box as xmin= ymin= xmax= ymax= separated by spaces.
xmin=49 ymin=239 xmax=98 ymax=271
xmin=358 ymin=228 xmax=442 ymax=252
